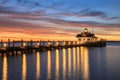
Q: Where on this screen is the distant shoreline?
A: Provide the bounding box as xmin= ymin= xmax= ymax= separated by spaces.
xmin=107 ymin=41 xmax=120 ymax=42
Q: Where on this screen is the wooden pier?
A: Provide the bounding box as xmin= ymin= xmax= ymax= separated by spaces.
xmin=0 ymin=39 xmax=106 ymax=55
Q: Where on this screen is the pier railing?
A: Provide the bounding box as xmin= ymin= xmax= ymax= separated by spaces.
xmin=0 ymin=39 xmax=106 ymax=54
xmin=0 ymin=39 xmax=80 ymax=53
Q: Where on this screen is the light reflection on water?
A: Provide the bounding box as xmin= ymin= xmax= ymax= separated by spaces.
xmin=73 ymin=47 xmax=76 ymax=79
xmin=81 ymin=47 xmax=89 ymax=80
xmin=22 ymin=54 xmax=26 ymax=80
xmin=62 ymin=49 xmax=66 ymax=80
xmin=1 ymin=43 xmax=120 ymax=80
xmin=47 ymin=50 xmax=51 ymax=80
xmin=55 ymin=49 xmax=59 ymax=80
xmin=2 ymin=55 xmax=7 ymax=80
xmin=68 ymin=48 xmax=71 ymax=79
xmin=36 ymin=52 xmax=40 ymax=80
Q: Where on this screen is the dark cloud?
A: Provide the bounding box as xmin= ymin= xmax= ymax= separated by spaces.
xmin=71 ymin=8 xmax=120 ymax=20
xmin=0 ymin=6 xmax=30 ymax=14
xmin=104 ymin=16 xmax=120 ymax=20
xmin=82 ymin=10 xmax=120 ymax=20
xmin=83 ymin=11 xmax=106 ymax=17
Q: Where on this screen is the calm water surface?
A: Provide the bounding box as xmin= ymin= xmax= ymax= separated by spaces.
xmin=0 ymin=42 xmax=120 ymax=80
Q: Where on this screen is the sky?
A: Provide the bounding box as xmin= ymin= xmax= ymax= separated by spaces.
xmin=0 ymin=0 xmax=120 ymax=41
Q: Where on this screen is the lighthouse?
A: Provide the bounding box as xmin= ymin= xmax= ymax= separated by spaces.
xmin=76 ymin=28 xmax=106 ymax=46
xmin=76 ymin=28 xmax=96 ymax=42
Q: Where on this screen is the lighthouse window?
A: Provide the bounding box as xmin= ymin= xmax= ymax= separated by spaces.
xmin=88 ymin=38 xmax=90 ymax=40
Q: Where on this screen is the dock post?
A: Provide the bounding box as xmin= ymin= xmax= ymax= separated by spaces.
xmin=62 ymin=40 xmax=65 ymax=46
xmin=21 ymin=39 xmax=23 ymax=46
xmin=54 ymin=40 xmax=57 ymax=46
xmin=30 ymin=40 xmax=33 ymax=47
xmin=52 ymin=40 xmax=55 ymax=46
xmin=39 ymin=40 xmax=41 ymax=46
xmin=8 ymin=39 xmax=10 ymax=47
xmin=12 ymin=40 xmax=15 ymax=47
xmin=65 ymin=40 xmax=67 ymax=45
xmin=47 ymin=40 xmax=50 ymax=46
xmin=70 ymin=41 xmax=71 ymax=45
xmin=70 ymin=41 xmax=72 ymax=45
xmin=13 ymin=40 xmax=15 ymax=47
xmin=1 ymin=39 xmax=3 ymax=48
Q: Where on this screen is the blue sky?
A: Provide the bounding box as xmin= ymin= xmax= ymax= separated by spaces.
xmin=0 ymin=0 xmax=120 ymax=40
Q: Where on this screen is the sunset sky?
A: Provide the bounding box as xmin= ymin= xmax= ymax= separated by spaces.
xmin=0 ymin=0 xmax=120 ymax=41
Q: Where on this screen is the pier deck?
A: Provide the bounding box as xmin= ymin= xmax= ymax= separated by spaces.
xmin=0 ymin=39 xmax=106 ymax=54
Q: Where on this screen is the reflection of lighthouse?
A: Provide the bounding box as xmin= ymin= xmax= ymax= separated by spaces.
xmin=80 ymin=47 xmax=89 ymax=80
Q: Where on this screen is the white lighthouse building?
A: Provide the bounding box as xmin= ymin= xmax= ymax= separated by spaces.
xmin=76 ymin=28 xmax=103 ymax=44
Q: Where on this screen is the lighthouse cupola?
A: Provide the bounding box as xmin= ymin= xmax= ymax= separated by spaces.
xmin=84 ymin=28 xmax=88 ymax=33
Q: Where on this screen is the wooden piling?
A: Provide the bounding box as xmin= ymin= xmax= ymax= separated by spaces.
xmin=8 ymin=39 xmax=10 ymax=47
xmin=30 ymin=40 xmax=33 ymax=47
xmin=1 ymin=39 xmax=3 ymax=47
xmin=21 ymin=39 xmax=23 ymax=46
xmin=13 ymin=40 xmax=15 ymax=47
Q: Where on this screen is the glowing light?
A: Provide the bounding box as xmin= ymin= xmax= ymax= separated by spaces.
xmin=73 ymin=41 xmax=76 ymax=45
xmin=81 ymin=41 xmax=83 ymax=44
xmin=37 ymin=42 xmax=40 ymax=46
xmin=3 ymin=43 xmax=7 ymax=47
xmin=23 ymin=43 xmax=26 ymax=46
xmin=56 ymin=42 xmax=59 ymax=45
xmin=48 ymin=42 xmax=51 ymax=46
xmin=62 ymin=42 xmax=65 ymax=45
xmin=68 ymin=42 xmax=71 ymax=45
xmin=84 ymin=28 xmax=88 ymax=33
xmin=77 ymin=41 xmax=80 ymax=44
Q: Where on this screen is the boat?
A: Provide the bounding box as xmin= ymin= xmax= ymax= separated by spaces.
xmin=76 ymin=28 xmax=106 ymax=47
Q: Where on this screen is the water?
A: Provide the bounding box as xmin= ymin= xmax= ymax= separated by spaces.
xmin=0 ymin=42 xmax=120 ymax=80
